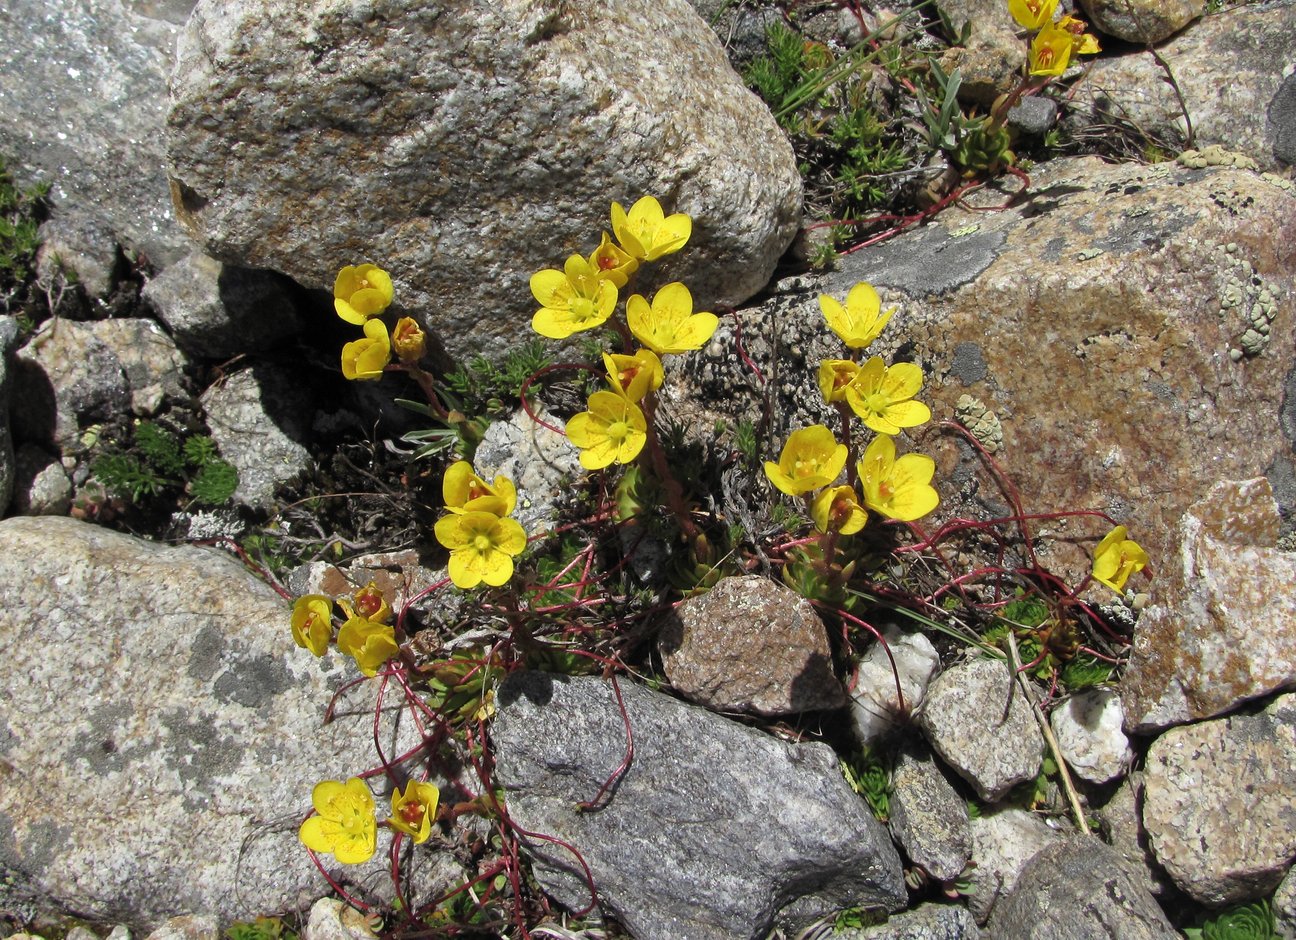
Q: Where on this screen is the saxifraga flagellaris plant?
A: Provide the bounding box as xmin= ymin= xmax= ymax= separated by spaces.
xmin=277 ymin=192 xmax=1156 ymax=934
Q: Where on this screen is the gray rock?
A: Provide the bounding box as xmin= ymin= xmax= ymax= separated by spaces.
xmin=1093 ymin=774 xmax=1173 ymax=900
xmin=967 ymin=808 xmax=1068 ymax=924
xmin=932 ymin=0 xmax=1024 ymax=105
xmin=659 ymin=574 xmax=846 ymax=716
xmin=1142 ymin=692 xmax=1296 ymax=906
xmin=888 ymin=744 xmax=972 ymax=883
xmin=142 ymin=916 xmax=219 ymax=940
xmin=833 ymin=904 xmax=982 ymax=939
xmin=685 ymin=0 xmax=784 ymax=68
xmin=1072 ymin=4 xmax=1296 ymax=170
xmin=10 ymin=443 xmax=73 ymax=515
xmin=491 ymin=672 xmax=907 ymax=940
xmin=125 ymin=0 xmax=197 ymax=24
xmin=1270 ymin=70 xmax=1296 ymax=167
xmin=303 ymin=898 xmax=381 ymax=940
xmin=1049 ymin=688 xmax=1132 ymax=785
xmin=201 ymin=365 xmax=313 ymax=512
xmin=11 ymin=318 xmax=132 ymax=449
xmin=1275 ymin=863 xmax=1296 ymax=939
xmin=0 ymin=316 xmax=18 ymax=512
xmin=0 ymin=0 xmax=193 ymax=268
xmin=676 ymin=157 xmax=1296 ymax=597
xmin=1078 ymin=0 xmax=1203 ymax=43
xmin=10 ymin=317 xmax=185 ymax=448
xmin=917 ymin=657 xmax=1042 ymax=802
xmin=36 ymin=213 xmax=122 ymax=306
xmin=166 ymin=0 xmax=802 ymax=360
xmin=142 ymin=253 xmax=304 ymax=359
xmin=90 ymin=317 xmax=190 ymax=416
xmin=850 ymin=627 xmax=941 ymax=745
xmin=1122 ymin=479 xmax=1296 ymax=732
xmin=988 ymin=840 xmax=1179 ymax=939
xmin=472 ymin=407 xmax=583 ymax=539
xmin=0 ymin=516 xmax=440 ymax=929
xmin=1006 ymin=96 xmax=1057 ymax=137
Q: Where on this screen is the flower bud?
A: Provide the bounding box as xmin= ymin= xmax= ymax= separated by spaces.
xmin=392 ymin=316 xmax=427 ymax=362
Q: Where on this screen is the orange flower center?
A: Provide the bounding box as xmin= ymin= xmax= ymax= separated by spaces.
xmin=878 ymin=481 xmax=894 ymax=500
xmin=399 ymin=801 xmax=425 ymax=827
xmin=355 ymin=593 xmax=383 ymax=618
xmin=597 ymin=253 xmax=619 ymax=271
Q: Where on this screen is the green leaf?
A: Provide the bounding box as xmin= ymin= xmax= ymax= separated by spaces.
xmin=189 ymin=459 xmax=239 ymax=507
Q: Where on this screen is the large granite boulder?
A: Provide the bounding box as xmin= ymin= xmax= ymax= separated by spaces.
xmin=491 ymin=671 xmax=906 ymax=940
xmin=1122 ymin=479 xmax=1296 ymax=732
xmin=676 ymin=156 xmax=1296 ymax=584
xmin=0 ymin=517 xmax=443 ymax=929
xmin=0 ymin=0 xmax=194 ymax=268
xmin=1071 ymin=3 xmax=1296 ymax=171
xmin=166 ymin=0 xmax=802 ymax=360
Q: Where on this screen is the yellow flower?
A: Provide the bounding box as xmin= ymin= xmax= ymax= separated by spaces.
xmin=1058 ymin=14 xmax=1100 ymax=53
xmin=391 ymin=317 xmax=426 ymax=362
xmin=291 ymin=595 xmax=333 ymax=657
xmin=819 ymin=282 xmax=895 ymax=350
xmin=626 ymin=283 xmax=719 ymax=356
xmin=434 ymin=511 xmax=527 ymax=589
xmin=588 ymin=232 xmax=640 ymax=288
xmin=443 ymin=460 xmax=517 ymax=517
xmin=334 ymin=264 xmax=394 ymax=325
xmin=299 ymin=778 xmax=378 ymax=864
xmin=602 ymin=348 xmax=664 ymax=402
xmin=1008 ymin=0 xmax=1059 ymax=30
xmin=763 ymin=425 xmax=848 ymax=496
xmin=844 ymin=357 xmax=932 ymax=435
xmin=1030 ymin=24 xmax=1079 ymax=75
xmin=337 ymin=616 xmax=399 ymax=677
xmin=566 ymin=390 xmax=648 ymax=470
xmin=819 ymin=359 xmax=862 ymax=404
xmin=610 ymin=196 xmax=692 ymax=261
xmin=531 ymin=254 xmax=618 ymax=339
xmin=858 ymin=434 xmax=939 ymax=522
xmin=343 ymin=581 xmax=392 ymax=625
xmin=1091 ymin=526 xmax=1148 ymax=594
xmin=389 ymin=780 xmax=440 ymax=844
xmin=811 ymin=484 xmax=869 ymax=535
xmin=341 ymin=318 xmax=391 ymax=381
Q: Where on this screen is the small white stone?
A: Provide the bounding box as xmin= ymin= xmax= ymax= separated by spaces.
xmin=849 ymin=627 xmax=941 ymax=745
xmin=1050 ymin=688 xmax=1133 ymax=785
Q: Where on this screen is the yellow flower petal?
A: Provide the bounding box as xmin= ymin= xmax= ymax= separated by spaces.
xmin=566 ymin=391 xmax=646 ymax=469
xmin=1008 ymin=0 xmax=1059 ymax=30
xmin=764 ymin=425 xmax=847 ymax=496
xmin=390 ymin=780 xmax=440 ymax=844
xmin=627 ymin=283 xmax=717 ymax=355
xmin=1091 ymin=525 xmax=1148 ymax=593
xmin=612 ymin=196 xmax=692 ymax=261
xmin=819 ymin=282 xmax=895 ymax=350
xmin=858 ymin=435 xmax=939 ymax=522
xmin=334 ymin=264 xmax=394 ymax=324
xmin=291 ymin=595 xmax=333 ymax=656
xmin=340 ymin=318 xmax=391 ymax=381
xmin=1030 ymin=25 xmax=1074 ymax=75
